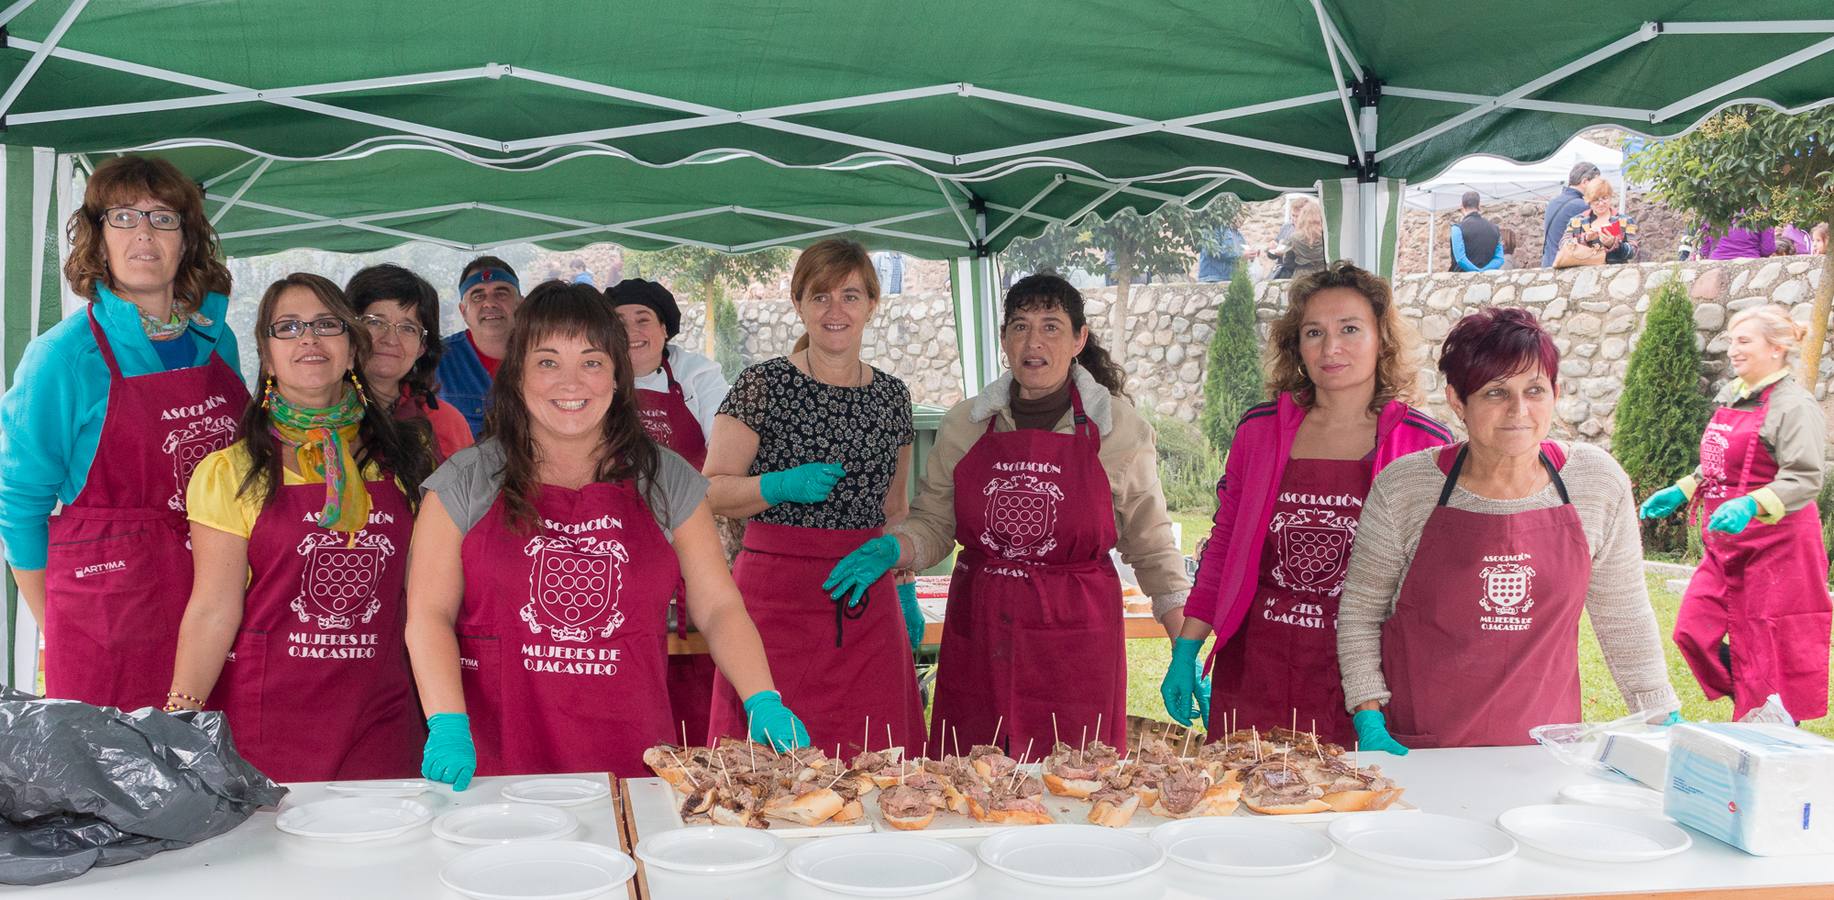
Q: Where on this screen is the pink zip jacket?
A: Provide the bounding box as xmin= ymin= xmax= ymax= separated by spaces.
xmin=1184 ymin=392 xmax=1453 ymax=643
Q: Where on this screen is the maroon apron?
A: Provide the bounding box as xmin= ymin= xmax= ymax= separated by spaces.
xmin=1209 ymin=457 xmax=1370 ymax=746
xmin=458 ymin=480 xmax=678 ymax=778
xmin=637 ymin=356 xmax=718 ymax=745
xmin=210 ymin=475 xmax=421 ymax=782
xmin=43 ymin=306 xmax=247 ymax=709
xmin=708 ymin=522 xmax=926 ymax=757
xmin=1675 ymin=385 xmax=1832 ymax=720
xmin=928 ymin=386 xmax=1126 ymax=753
xmin=1380 ymin=443 xmax=1590 ymax=748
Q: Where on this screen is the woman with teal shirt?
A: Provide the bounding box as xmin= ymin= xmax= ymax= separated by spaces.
xmin=0 ymin=154 xmax=245 ymax=709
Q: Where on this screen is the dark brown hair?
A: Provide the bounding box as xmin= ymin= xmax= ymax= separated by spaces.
xmin=485 ymin=281 xmax=661 ymax=533
xmin=1265 ymin=260 xmax=1418 ymax=412
xmin=1001 ymin=274 xmax=1126 ymax=398
xmin=346 ymin=263 xmax=447 ymax=409
xmin=237 ymin=273 xmax=431 ymax=511
xmin=63 ymin=154 xmax=231 ymax=314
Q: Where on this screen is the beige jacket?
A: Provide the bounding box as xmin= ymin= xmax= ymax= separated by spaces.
xmin=893 ymin=364 xmax=1191 ymax=618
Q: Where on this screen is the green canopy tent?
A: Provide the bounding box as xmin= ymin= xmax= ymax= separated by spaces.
xmin=3 ymin=0 xmax=1833 ymax=684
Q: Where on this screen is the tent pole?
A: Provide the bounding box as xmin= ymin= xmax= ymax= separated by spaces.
xmin=1358 ymin=105 xmax=1380 ymax=268
xmin=1426 ymin=212 xmax=1435 ymax=273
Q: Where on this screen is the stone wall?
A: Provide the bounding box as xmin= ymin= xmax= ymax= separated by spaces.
xmin=681 ymin=257 xmax=1831 ymax=463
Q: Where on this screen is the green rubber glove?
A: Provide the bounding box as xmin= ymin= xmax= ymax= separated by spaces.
xmin=1160 ymin=637 xmax=1207 ymax=727
xmin=1662 ymin=710 xmax=1683 ymax=726
xmin=743 ymin=689 xmax=811 ymax=751
xmin=822 ymin=534 xmax=901 ymax=607
xmin=760 ymin=463 xmax=845 ymax=506
xmin=1352 ymin=709 xmax=1410 ymax=756
xmin=422 ymin=712 xmax=477 ymax=790
xmin=1707 ymin=495 xmax=1758 ymax=535
xmin=1638 ymin=486 xmax=1687 ymax=520
xmin=897 ymin=581 xmax=924 ymax=651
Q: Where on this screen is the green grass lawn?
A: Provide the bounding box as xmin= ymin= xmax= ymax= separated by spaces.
xmin=1128 ymin=521 xmax=1834 ymax=740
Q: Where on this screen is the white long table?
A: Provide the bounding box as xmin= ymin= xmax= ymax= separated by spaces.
xmin=5 ymin=749 xmax=1830 ymax=899
xmin=0 ymin=773 xmax=633 ymax=900
xmin=630 ymin=746 xmax=1831 ymax=900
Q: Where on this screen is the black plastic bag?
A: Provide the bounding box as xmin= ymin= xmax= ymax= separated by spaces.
xmin=0 ymin=688 xmax=286 ymax=885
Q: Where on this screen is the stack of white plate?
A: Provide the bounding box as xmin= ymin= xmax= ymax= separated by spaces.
xmin=275 ymin=797 xmax=433 ymax=843
xmin=1327 ymin=812 xmax=1519 ymax=870
xmin=977 ymin=824 xmax=1166 ymax=887
xmin=433 ymin=803 xmax=580 ymax=845
xmin=786 ymin=833 xmax=977 ymax=897
xmin=1498 ymin=804 xmax=1692 ymax=862
xmin=326 ymin=779 xmax=433 ymax=798
xmin=1151 ymin=818 xmax=1335 ymax=876
xmin=440 ymin=842 xmax=635 ymax=900
xmin=500 ymin=777 xmax=610 ymax=807
xmin=634 ymin=827 xmax=786 ymax=875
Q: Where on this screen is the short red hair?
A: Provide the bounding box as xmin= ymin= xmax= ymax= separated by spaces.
xmin=1438 ymin=307 xmax=1559 ymax=401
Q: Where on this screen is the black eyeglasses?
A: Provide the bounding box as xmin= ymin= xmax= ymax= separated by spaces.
xmin=268 ymin=317 xmax=349 ymax=339
xmin=361 ymin=315 xmax=426 ymax=342
xmin=101 ymin=207 xmax=182 ymax=231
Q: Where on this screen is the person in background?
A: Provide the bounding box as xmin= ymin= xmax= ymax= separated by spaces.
xmin=1540 ymin=162 xmax=1600 ymax=267
xmin=703 ymin=239 xmax=924 ymax=756
xmin=0 ymin=154 xmax=246 ymax=709
xmin=1279 ymin=198 xmax=1328 ymax=279
xmin=1337 ymin=307 xmax=1676 ymax=752
xmin=608 ymin=276 xmax=731 ymax=745
xmin=1562 ymin=179 xmax=1638 ymax=265
xmin=1163 ymin=263 xmax=1451 ymax=745
xmin=1778 ymin=224 xmax=1811 ymax=257
xmin=1197 ymin=223 xmax=1247 ymax=283
xmin=1810 ymin=223 xmax=1829 ymax=256
xmin=1702 ymin=218 xmax=1778 ymax=261
xmin=1450 ymin=191 xmax=1505 ymax=272
xmin=407 ymin=283 xmax=804 ymax=787
xmin=165 ymin=274 xmax=430 ymax=782
xmin=438 ymin=256 xmax=523 ymax=436
xmin=848 ymin=273 xmax=1190 ymax=752
xmin=872 ymin=251 xmax=906 ymax=296
xmin=347 ymin=264 xmax=473 ymax=463
xmin=1640 ymin=306 xmax=1829 ymax=722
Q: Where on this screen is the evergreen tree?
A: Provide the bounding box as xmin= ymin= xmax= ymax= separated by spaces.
xmin=711 ymin=284 xmax=746 ymax=379
xmin=1198 ymin=271 xmax=1265 ymax=456
xmin=1612 ymin=274 xmax=1713 ymax=554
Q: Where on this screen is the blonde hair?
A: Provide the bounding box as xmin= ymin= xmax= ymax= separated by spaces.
xmin=1582 ymin=179 xmax=1615 ymax=204
xmin=1265 ymin=260 xmax=1418 ymax=412
xmin=788 ymin=238 xmax=879 ymax=353
xmin=1294 ymin=197 xmax=1325 ymax=242
xmin=1727 ymin=305 xmax=1807 ymax=358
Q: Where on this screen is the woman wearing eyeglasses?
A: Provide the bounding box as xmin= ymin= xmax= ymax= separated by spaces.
xmin=347 ymin=264 xmax=474 ymax=463
xmin=0 ymin=155 xmax=247 ymax=710
xmin=164 ymin=274 xmax=432 ymax=781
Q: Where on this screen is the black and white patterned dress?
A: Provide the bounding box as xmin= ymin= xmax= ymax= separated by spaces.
xmin=719 ymin=356 xmax=913 ymax=530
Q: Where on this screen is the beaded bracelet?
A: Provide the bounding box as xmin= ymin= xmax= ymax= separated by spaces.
xmin=164 ymin=690 xmax=204 ymax=712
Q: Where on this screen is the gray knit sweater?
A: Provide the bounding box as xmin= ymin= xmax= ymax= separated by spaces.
xmin=1336 ymin=442 xmax=1679 ymax=714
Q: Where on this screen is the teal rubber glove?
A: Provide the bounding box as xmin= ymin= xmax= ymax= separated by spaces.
xmin=1638 ymin=486 xmax=1687 ymax=520
xmin=743 ymin=690 xmax=811 ymax=751
xmin=823 ymin=534 xmax=901 ymax=607
xmin=422 ymin=712 xmax=477 ymax=790
xmin=1351 ymin=708 xmax=1410 ymax=756
xmin=1160 ymin=637 xmax=1208 ymax=727
xmin=760 ymin=463 xmax=845 ymax=506
xmin=1662 ymin=710 xmax=1683 ymax=726
xmin=1707 ymin=495 xmax=1758 ymax=535
xmin=897 ymin=582 xmax=925 ymax=651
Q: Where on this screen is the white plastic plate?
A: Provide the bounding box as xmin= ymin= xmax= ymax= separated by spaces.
xmin=275 ymin=797 xmax=432 ymax=842
xmin=1498 ymin=804 xmax=1692 ymax=863
xmin=634 ymin=826 xmax=786 ymax=875
xmin=325 ymin=779 xmax=432 ymax=798
xmin=977 ymin=823 xmax=1166 ymax=887
xmin=500 ymin=777 xmax=611 ymax=807
xmin=1557 ymin=783 xmax=1666 ymax=815
xmin=1328 ymin=812 xmax=1518 ymax=870
xmin=440 ymin=841 xmax=636 ymax=900
xmin=786 ymin=833 xmax=977 ymax=897
xmin=433 ymin=803 xmax=579 ymax=845
xmin=1151 ymin=817 xmax=1335 ymax=876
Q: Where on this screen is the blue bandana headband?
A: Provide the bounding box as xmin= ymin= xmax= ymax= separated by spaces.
xmin=459 ymin=267 xmax=520 ymax=297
